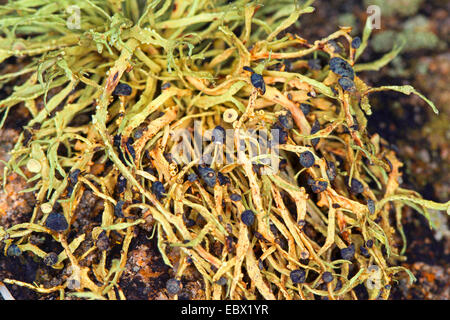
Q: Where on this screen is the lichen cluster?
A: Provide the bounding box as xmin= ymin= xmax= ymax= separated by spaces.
xmin=0 ymin=0 xmax=448 ymax=300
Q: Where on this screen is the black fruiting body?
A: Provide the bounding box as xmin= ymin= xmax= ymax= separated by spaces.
xmin=299 ymin=151 xmax=315 ymax=168
xmin=251 ymin=73 xmax=266 ymax=94
xmin=198 ymin=166 xmax=217 ymax=187
xmin=45 ymin=212 xmax=68 ymax=232
xmin=212 ymin=126 xmax=226 ymax=144
xmin=217 ymin=172 xmax=231 ymax=186
xmin=367 ymin=199 xmax=375 ymax=214
xmin=114 ymin=200 xmax=125 ymax=218
xmin=241 ymin=210 xmax=255 ymax=226
xmin=244 ymin=66 xmax=266 ymax=94
xmin=322 ymin=272 xmax=333 ymax=283
xmin=112 ymin=83 xmax=132 ymax=96
xmin=43 ymin=252 xmax=58 ymax=266
xmin=290 ymin=269 xmax=306 ymax=284
xmin=308 ymin=178 xmax=328 ymax=193
xmin=117 ymin=174 xmax=127 ymax=194
xmin=187 ymin=173 xmax=198 ymax=182
xmin=230 ymin=193 xmax=241 ymax=202
xmin=360 ymin=246 xmax=370 ymax=258
xmin=338 ymin=77 xmax=356 ymax=92
xmin=351 ymin=37 xmax=361 ymax=49
xmin=346 ymin=177 xmax=364 ymax=194
xmin=22 ymin=129 xmax=32 ymax=146
xmin=310 ymin=119 xmax=320 ymax=147
xmin=278 ymin=111 xmax=293 ymax=130
xmin=300 ymin=103 xmax=311 ymax=115
xmin=216 ymin=277 xmax=227 ymax=286
xmin=184 ymin=217 xmax=196 ymax=227
xmin=226 ymin=235 xmax=234 ymax=253
xmin=114 ymin=135 xmax=126 ymax=164
xmin=126 ymin=137 xmax=136 ymax=160
xmin=113 ymin=134 xmax=122 ymax=148
xmin=329 ymin=57 xmax=355 ymax=80
xmin=152 ymin=181 xmax=166 ymax=200
xmin=7 ymin=244 xmax=21 ymax=257
xmin=272 ymin=123 xmax=288 ymax=145
xmin=340 ymin=244 xmax=355 ymax=260
xmin=166 ymin=278 xmax=182 ymax=295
